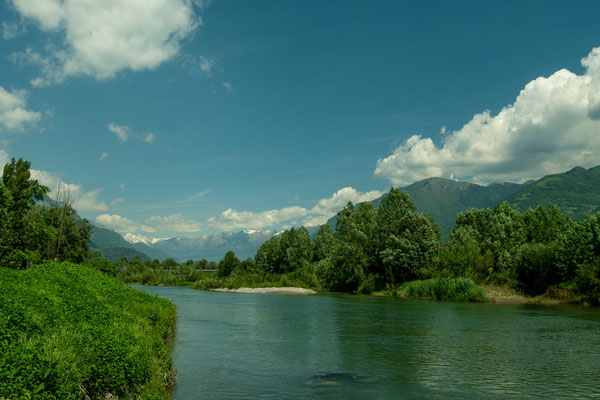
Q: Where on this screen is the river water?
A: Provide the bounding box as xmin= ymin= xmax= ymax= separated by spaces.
xmin=133 ymin=285 xmax=600 ymax=399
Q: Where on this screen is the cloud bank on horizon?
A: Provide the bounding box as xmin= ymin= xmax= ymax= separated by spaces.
xmin=8 ymin=0 xmax=201 ymax=86
xmin=375 ymin=47 xmax=600 ymax=186
xmin=94 ymin=187 xmax=384 ymax=234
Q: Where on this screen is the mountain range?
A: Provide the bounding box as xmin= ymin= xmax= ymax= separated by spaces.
xmin=91 ymin=165 xmax=600 ymax=261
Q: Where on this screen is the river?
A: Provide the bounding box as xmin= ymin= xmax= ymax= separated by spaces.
xmin=133 ymin=285 xmax=600 ymax=399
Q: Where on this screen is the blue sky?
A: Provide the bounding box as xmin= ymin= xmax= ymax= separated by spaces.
xmin=1 ymin=0 xmax=600 ymax=237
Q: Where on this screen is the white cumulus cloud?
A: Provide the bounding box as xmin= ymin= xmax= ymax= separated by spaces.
xmin=374 ymin=46 xmax=600 ymax=186
xmin=144 ymin=213 xmax=202 ymax=232
xmin=310 ymin=187 xmax=384 ymax=216
xmin=108 ymin=124 xmax=130 ymax=142
xmin=144 ymin=132 xmax=157 ymax=144
xmin=30 ymin=169 xmax=108 ymax=212
xmin=208 ymin=206 xmax=308 ymax=230
xmin=96 ymin=214 xmax=139 ymax=232
xmin=109 ymin=123 xmax=157 ymax=144
xmin=10 ymin=0 xmax=202 ymax=85
xmin=0 ymin=86 xmax=41 ymax=132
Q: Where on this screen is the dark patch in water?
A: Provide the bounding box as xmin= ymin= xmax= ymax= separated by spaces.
xmin=306 ymin=372 xmax=375 ymax=386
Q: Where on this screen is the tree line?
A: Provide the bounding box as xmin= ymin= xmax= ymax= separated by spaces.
xmin=3 ymin=157 xmax=600 ymax=303
xmin=0 ymin=158 xmax=92 ymax=269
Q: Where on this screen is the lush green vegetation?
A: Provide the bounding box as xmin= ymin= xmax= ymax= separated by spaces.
xmin=506 ymin=165 xmax=600 ymax=220
xmin=117 ymin=257 xmax=216 ymax=285
xmin=0 ymin=158 xmax=92 ymax=269
xmin=401 ymin=278 xmax=487 ymax=302
xmin=0 ymin=262 xmax=176 ymax=399
xmin=113 ymin=186 xmax=600 ymax=305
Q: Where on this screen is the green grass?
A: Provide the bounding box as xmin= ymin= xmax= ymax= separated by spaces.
xmin=191 ymin=268 xmax=319 ymax=291
xmin=0 ymin=262 xmax=177 ymax=399
xmin=402 ymin=277 xmax=487 ymax=302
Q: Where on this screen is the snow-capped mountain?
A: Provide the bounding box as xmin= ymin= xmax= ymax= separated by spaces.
xmin=123 ymin=233 xmax=169 ymax=246
xmin=121 ymin=229 xmax=276 ymax=262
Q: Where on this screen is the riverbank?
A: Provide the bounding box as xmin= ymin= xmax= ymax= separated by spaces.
xmin=374 ymin=280 xmax=581 ymax=305
xmin=0 ymin=262 xmax=177 ymax=399
xmin=212 ymin=287 xmax=317 ymax=295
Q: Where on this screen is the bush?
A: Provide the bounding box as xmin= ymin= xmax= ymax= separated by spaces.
xmin=191 ymin=267 xmax=319 ymax=291
xmin=0 ymin=262 xmax=176 ymax=399
xmin=403 ymin=277 xmax=487 ymax=302
xmin=576 ymin=262 xmax=600 ymax=305
xmin=515 ymin=243 xmax=559 ymax=295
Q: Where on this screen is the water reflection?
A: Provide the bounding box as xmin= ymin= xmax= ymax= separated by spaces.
xmin=132 ymin=286 xmax=600 ymax=399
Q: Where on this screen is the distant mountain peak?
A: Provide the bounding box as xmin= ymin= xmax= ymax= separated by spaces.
xmin=123 ymin=233 xmax=168 ymax=245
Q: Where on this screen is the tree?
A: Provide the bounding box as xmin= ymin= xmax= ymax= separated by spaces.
xmin=255 ymin=236 xmax=283 ymax=273
xmin=218 ymin=251 xmax=241 ymax=277
xmin=0 ymin=158 xmax=49 ymax=268
xmin=313 ymin=224 xmax=336 ymax=262
xmin=374 ymin=188 xmax=440 ymax=285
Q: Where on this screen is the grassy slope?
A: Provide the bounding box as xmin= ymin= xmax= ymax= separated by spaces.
xmin=506 ymin=165 xmax=600 ymax=220
xmin=0 ymin=262 xmax=176 ymax=400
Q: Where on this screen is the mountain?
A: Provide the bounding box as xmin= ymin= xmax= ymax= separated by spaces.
xmin=327 ymin=177 xmax=526 ymax=240
xmin=506 ymin=165 xmax=600 ymax=220
xmin=90 ymin=226 xmax=171 ymax=261
xmin=125 ymin=229 xmax=276 ymax=262
xmin=97 ymin=247 xmax=152 ymax=262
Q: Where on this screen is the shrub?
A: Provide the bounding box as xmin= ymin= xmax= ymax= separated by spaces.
xmin=403 ymin=277 xmax=486 ymax=302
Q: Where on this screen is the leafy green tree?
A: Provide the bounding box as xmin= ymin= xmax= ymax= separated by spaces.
xmin=515 ymin=242 xmax=560 ymax=295
xmin=523 ymin=204 xmax=572 ymax=244
xmin=451 ymin=202 xmax=525 ymax=282
xmin=218 ymin=251 xmax=241 ymax=277
xmin=439 ymin=226 xmax=481 ymax=278
xmin=374 ymin=188 xmax=440 ymax=285
xmin=0 ymin=158 xmax=49 ymax=267
xmin=313 ymin=224 xmax=336 ymax=262
xmin=557 ymin=213 xmax=600 ymax=282
xmin=281 ymin=227 xmax=313 ymax=272
xmin=321 ymin=242 xmax=366 ymax=292
xmin=255 ymin=235 xmax=284 ymax=273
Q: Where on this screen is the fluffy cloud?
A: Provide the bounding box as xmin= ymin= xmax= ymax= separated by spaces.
xmin=10 ymin=0 xmax=201 ymax=85
xmin=222 ymin=81 xmax=233 ymax=92
xmin=208 ymin=206 xmax=308 ymax=230
xmin=144 ymin=213 xmax=202 ymax=232
xmin=100 ymin=152 xmax=109 ymax=160
xmin=96 ymin=214 xmax=139 ymax=232
xmin=310 ymin=187 xmax=384 ymax=216
xmin=182 ymin=54 xmax=216 ymax=76
xmin=0 ymin=86 xmax=41 ymax=132
xmin=144 ymin=132 xmax=157 ymax=144
xmin=108 ymin=123 xmax=157 ymax=144
xmin=30 ymin=169 xmax=108 ymax=212
xmin=374 ymin=46 xmax=600 ymax=186
xmin=2 ymin=21 xmax=23 ymax=39
xmin=108 ymin=124 xmax=129 ymax=142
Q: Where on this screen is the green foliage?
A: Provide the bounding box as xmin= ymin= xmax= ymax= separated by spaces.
xmin=575 ymin=262 xmax=600 ymax=305
xmin=374 ymin=189 xmax=441 ymax=285
xmin=515 ymin=243 xmax=560 ymax=295
xmin=313 ymin=224 xmax=336 ymax=262
xmin=117 ymin=257 xmax=211 ymax=285
xmin=0 ymin=262 xmax=176 ymax=399
xmin=217 ymin=251 xmax=241 ymax=277
xmin=507 ymin=165 xmax=600 ymax=221
xmin=191 ymin=264 xmax=319 ymax=291
xmin=0 ymin=158 xmax=91 ymax=269
xmin=256 ymin=227 xmax=313 ymax=274
xmin=403 ymin=278 xmax=487 ymax=302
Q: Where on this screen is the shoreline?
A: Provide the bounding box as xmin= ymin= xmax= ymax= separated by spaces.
xmin=211 ymin=287 xmax=317 ymax=295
